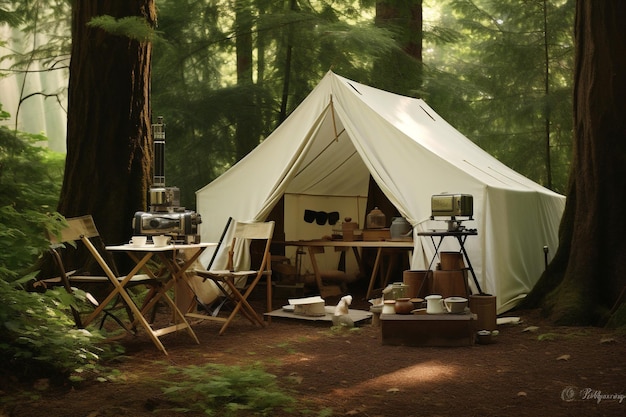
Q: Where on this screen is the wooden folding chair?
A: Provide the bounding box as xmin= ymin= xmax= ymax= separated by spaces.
xmin=194 ymin=221 xmax=274 ymax=335
xmin=38 ymin=215 xmax=157 ymax=333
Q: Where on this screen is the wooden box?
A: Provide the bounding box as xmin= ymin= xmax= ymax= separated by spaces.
xmin=362 ymin=228 xmax=391 ymax=241
xmin=289 ymin=296 xmax=326 ymax=317
xmin=381 ymin=312 xmax=476 ymax=347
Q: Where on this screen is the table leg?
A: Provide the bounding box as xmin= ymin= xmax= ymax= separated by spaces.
xmin=427 ymin=236 xmax=445 ymax=270
xmin=456 ymin=236 xmax=483 ymax=294
xmin=83 ymin=251 xmax=168 ymax=354
xmin=365 ymin=247 xmax=384 ymax=299
xmin=82 ymin=252 xmax=153 ymax=327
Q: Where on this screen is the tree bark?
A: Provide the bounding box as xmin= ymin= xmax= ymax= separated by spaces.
xmin=58 ymin=1 xmax=156 ymax=246
xmin=523 ymin=1 xmax=626 ymax=325
xmin=373 ymin=0 xmax=423 ymax=95
xmin=234 ymin=0 xmax=257 ymax=159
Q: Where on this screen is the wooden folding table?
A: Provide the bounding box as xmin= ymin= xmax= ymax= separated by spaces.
xmin=283 ymin=240 xmax=415 ymax=299
xmin=105 ymin=242 xmax=215 ymax=354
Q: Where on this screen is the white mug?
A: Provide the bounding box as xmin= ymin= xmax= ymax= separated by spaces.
xmin=129 ymin=236 xmax=147 ymax=247
xmin=152 ymin=235 xmax=171 ymax=247
xmin=425 ymin=294 xmax=445 ymax=314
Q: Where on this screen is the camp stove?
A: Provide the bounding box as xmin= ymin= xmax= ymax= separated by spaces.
xmin=132 ymin=116 xmax=202 ymax=243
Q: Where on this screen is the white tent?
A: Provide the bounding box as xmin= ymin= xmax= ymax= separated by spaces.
xmin=196 ymin=71 xmax=565 ymax=313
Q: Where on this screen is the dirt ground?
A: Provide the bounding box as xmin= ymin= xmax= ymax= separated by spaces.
xmin=2 ymin=290 xmax=625 ymax=417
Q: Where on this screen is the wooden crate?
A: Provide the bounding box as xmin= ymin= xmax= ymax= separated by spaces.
xmin=362 ymin=228 xmax=391 ymax=241
xmin=381 ymin=312 xmax=476 ymax=347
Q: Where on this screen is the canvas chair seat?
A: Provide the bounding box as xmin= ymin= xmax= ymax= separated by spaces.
xmin=65 ymin=273 xmax=153 ymax=284
xmin=193 ymin=220 xmax=274 ymax=335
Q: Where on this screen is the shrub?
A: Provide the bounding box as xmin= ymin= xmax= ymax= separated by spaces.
xmin=0 ymin=112 xmax=65 ymax=282
xmin=160 ymin=363 xmax=296 ymax=416
xmin=0 ymin=112 xmax=110 ymax=382
xmin=0 ymin=278 xmax=107 ymax=380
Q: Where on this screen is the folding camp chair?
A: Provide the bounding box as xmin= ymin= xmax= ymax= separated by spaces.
xmin=194 ymin=221 xmax=274 ymax=335
xmin=39 ymin=215 xmax=158 ymax=333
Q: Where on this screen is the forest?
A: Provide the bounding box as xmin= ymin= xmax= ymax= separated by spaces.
xmin=2 ymin=0 xmax=574 ymax=209
xmin=10 ymin=0 xmax=626 ymax=401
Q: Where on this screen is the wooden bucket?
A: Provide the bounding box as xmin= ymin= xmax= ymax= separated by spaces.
xmin=431 ymin=269 xmax=469 ymax=298
xmin=440 ymin=252 xmax=465 ymax=270
xmin=402 ymin=270 xmax=431 ymax=298
xmin=469 ymin=294 xmax=497 ymax=331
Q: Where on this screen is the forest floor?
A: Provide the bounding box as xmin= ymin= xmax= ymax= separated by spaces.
xmin=1 ymin=288 xmax=625 ymax=417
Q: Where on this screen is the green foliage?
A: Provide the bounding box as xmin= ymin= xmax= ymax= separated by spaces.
xmin=159 ymin=363 xmax=296 ymax=416
xmin=0 ymin=116 xmax=65 ymax=281
xmin=88 ymin=15 xmax=157 ymax=42
xmin=0 ymin=111 xmax=113 ymax=383
xmin=425 ymin=0 xmax=574 ymax=193
xmin=0 ymin=277 xmax=108 ymax=380
xmin=152 ymin=0 xmax=401 ymax=208
xmin=8 ymin=0 xmax=576 ymax=208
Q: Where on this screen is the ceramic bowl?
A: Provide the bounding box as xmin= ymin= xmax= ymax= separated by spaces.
xmin=476 ymin=330 xmax=492 ymax=344
xmin=444 ymin=296 xmax=468 ymax=314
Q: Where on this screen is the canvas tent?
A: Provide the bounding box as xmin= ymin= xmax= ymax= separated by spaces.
xmin=196 ymin=71 xmax=565 ymax=313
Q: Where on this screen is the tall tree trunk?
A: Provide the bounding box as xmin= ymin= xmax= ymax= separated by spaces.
xmin=523 ymin=1 xmax=626 ymax=325
xmin=58 ymin=1 xmax=156 ymax=246
xmin=542 ymin=0 xmax=553 ymax=189
xmin=234 ymin=0 xmax=256 ymax=159
xmin=373 ymin=0 xmax=423 ymax=95
xmin=278 ymin=0 xmax=298 ymax=125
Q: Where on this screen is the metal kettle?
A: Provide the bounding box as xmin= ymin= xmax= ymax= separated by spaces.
xmin=390 ymin=217 xmax=412 ymax=239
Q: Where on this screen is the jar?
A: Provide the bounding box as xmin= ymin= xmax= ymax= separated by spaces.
xmin=382 ymin=300 xmax=396 ymax=314
xmin=366 ymin=207 xmax=386 ymax=229
xmin=394 ymin=298 xmax=414 ymax=314
xmin=383 ymin=282 xmax=409 ymax=300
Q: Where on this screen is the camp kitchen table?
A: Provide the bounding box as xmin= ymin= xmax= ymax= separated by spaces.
xmin=105 ymin=242 xmax=216 ymax=354
xmin=283 ymin=240 xmax=415 ymax=299
xmin=417 ymin=229 xmax=483 ymax=294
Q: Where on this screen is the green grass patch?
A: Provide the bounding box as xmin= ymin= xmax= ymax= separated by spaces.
xmin=158 ymin=363 xmax=296 ymax=416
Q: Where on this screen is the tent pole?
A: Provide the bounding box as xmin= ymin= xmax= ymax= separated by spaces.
xmin=330 ymin=95 xmax=339 ymax=141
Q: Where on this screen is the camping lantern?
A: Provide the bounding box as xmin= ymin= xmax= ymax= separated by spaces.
xmin=430 ymin=194 xmax=473 ymax=232
xmin=430 ymin=194 xmax=473 ymax=218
